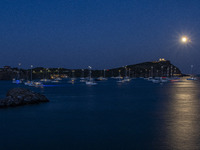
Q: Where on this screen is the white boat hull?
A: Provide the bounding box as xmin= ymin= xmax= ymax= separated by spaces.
xmin=86 ymin=81 xmax=97 ymax=85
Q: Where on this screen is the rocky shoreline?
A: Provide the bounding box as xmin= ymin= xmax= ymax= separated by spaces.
xmin=0 ymin=88 xmax=49 ymax=108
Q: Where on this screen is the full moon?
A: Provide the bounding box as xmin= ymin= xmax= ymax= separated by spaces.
xmin=181 ymin=36 xmax=188 ymax=43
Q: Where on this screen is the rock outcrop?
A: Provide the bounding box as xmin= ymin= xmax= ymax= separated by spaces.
xmin=0 ymin=88 xmax=49 ymax=107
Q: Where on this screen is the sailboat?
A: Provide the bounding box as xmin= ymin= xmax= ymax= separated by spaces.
xmin=80 ymin=69 xmax=86 ymax=82
xmin=96 ymin=69 xmax=107 ymax=81
xmin=116 ymin=70 xmax=124 ymax=83
xmin=187 ymin=65 xmax=197 ymax=80
xmin=187 ymin=77 xmax=197 ymax=80
xmin=68 ymin=70 xmax=75 ymax=83
xmin=12 ymin=78 xmax=22 ymax=84
xmin=51 ymin=68 xmax=62 ymax=82
xmin=122 ymin=67 xmax=131 ymax=82
xmin=24 ymin=65 xmax=43 ymax=87
xmin=86 ymin=66 xmax=97 ymax=85
xmin=24 ymin=65 xmax=32 ymax=85
xmin=13 ymin=63 xmax=23 ymax=84
xmin=41 ymin=68 xmax=51 ymax=82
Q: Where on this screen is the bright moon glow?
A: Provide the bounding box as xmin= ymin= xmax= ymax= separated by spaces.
xmin=181 ymin=36 xmax=188 ymax=43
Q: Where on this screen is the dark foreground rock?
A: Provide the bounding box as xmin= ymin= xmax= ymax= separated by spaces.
xmin=0 ymin=88 xmax=49 ymax=107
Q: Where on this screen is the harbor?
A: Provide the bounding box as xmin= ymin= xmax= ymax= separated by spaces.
xmin=0 ymin=77 xmax=200 ymax=149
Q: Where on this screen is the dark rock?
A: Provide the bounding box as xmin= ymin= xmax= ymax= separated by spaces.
xmin=0 ymin=88 xmax=49 ymax=108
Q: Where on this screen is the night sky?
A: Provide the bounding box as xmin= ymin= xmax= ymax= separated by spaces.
xmin=1 ymin=0 xmax=200 ymax=73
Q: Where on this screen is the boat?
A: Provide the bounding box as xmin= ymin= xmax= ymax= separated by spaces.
xmin=186 ymin=65 xmax=197 ymax=81
xmin=12 ymin=63 xmax=23 ymax=84
xmin=63 ymin=75 xmax=68 ymax=78
xmin=86 ymin=66 xmax=97 ymax=85
xmin=12 ymin=79 xmax=22 ymax=84
xmin=96 ymin=76 xmax=107 ymax=81
xmin=24 ymin=81 xmax=43 ymax=87
xmin=117 ymin=79 xmax=125 ymax=83
xmin=40 ymin=79 xmax=51 ymax=82
xmin=68 ymin=78 xmax=75 ymax=84
xmin=26 ymin=65 xmax=34 ymax=85
xmin=187 ymin=77 xmax=197 ymax=80
xmin=12 ymin=66 xmax=23 ymax=84
xmin=122 ymin=67 xmax=131 ymax=82
xmin=114 ymin=76 xmax=123 ymax=79
xmin=160 ymin=77 xmax=168 ymax=83
xmin=152 ymin=79 xmax=160 ymax=83
xmin=147 ymin=77 xmax=153 ymax=81
xmin=96 ymin=69 xmax=107 ymax=81
xmin=80 ymin=69 xmax=86 ymax=82
xmin=123 ymin=76 xmax=131 ymax=82
xmin=116 ymin=70 xmax=124 ymax=83
xmin=54 ymin=77 xmax=62 ymax=81
xmin=51 ymin=80 xmax=59 ymax=83
xmin=80 ymin=78 xmax=86 ymax=82
xmin=24 ymin=81 xmax=32 ymax=85
xmin=67 ymin=70 xmax=76 ymax=83
xmin=33 ymin=81 xmax=43 ymax=87
xmin=86 ymin=80 xmax=97 ymax=85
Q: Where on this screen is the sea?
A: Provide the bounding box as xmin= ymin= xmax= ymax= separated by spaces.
xmin=0 ymin=78 xmax=200 ymax=150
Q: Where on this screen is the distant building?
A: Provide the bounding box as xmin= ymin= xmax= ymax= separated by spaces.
xmin=159 ymin=58 xmax=166 ymax=62
xmin=152 ymin=58 xmax=167 ymax=63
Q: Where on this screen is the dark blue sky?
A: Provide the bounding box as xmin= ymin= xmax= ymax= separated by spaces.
xmin=1 ymin=0 xmax=200 ymax=73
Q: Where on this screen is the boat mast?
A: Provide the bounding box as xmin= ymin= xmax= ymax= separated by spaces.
xmin=170 ymin=65 xmax=173 ymax=77
xmin=72 ymin=70 xmax=75 ymax=78
xmin=18 ymin=63 xmax=21 ymax=80
xmin=167 ymin=67 xmax=169 ymax=77
xmin=161 ymin=66 xmax=163 ymax=77
xmin=88 ymin=66 xmax=92 ymax=80
xmin=81 ymin=69 xmax=84 ymax=78
xmin=151 ymin=66 xmax=153 ymax=77
xmin=125 ymin=66 xmax=127 ymax=77
xmin=118 ymin=70 xmax=121 ymax=78
xmin=191 ymin=65 xmax=193 ymax=76
xmin=45 ymin=68 xmax=48 ymax=79
xmin=31 ymin=65 xmax=33 ymax=81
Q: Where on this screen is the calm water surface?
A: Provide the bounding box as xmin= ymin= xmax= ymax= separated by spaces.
xmin=0 ymin=78 xmax=200 ymax=150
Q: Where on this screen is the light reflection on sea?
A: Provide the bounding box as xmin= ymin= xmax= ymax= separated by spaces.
xmin=163 ymin=79 xmax=200 ymax=150
xmin=0 ymin=78 xmax=200 ymax=150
